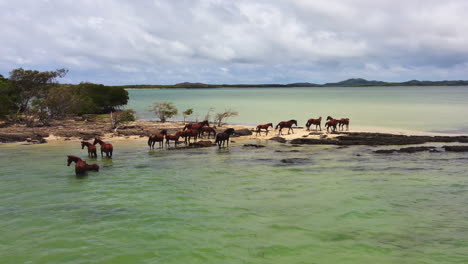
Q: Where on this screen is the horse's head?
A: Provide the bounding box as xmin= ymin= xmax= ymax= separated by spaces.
xmin=92 ymin=137 xmax=99 ymax=145
xmin=81 ymin=141 xmax=86 ymax=149
xmin=67 ymin=155 xmax=81 ymax=166
xmin=224 ymin=128 xmax=235 ymax=135
xmin=318 ymin=117 xmax=322 ymax=121
xmin=290 ymin=120 xmax=298 ymax=126
xmin=326 ymin=116 xmax=333 ymax=121
xmin=202 ymin=120 xmax=209 ymax=126
xmin=160 ymin=129 xmax=168 ymax=135
xmin=268 ymin=123 xmax=273 ymax=128
xmin=67 ymin=156 xmax=72 ymax=166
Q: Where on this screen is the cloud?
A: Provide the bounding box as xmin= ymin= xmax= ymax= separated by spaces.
xmin=1 ymin=0 xmax=468 ymax=84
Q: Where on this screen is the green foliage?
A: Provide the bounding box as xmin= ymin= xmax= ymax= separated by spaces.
xmin=45 ymin=85 xmax=96 ymax=118
xmin=151 ymin=102 xmax=178 ymax=122
xmin=182 ymin=108 xmax=193 ymax=122
xmin=0 ymin=78 xmax=18 ymax=119
xmin=77 ymin=82 xmax=129 ymax=113
xmin=111 ymin=109 xmax=136 ymax=129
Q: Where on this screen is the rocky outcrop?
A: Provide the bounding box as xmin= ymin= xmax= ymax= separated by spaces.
xmin=233 ymin=128 xmax=253 ymax=136
xmin=243 ymin=144 xmax=265 ymax=148
xmin=0 ymin=132 xmax=49 ymax=143
xmin=269 ymin=136 xmax=286 ymax=143
xmin=189 ymin=141 xmax=214 ymax=148
xmin=374 ymin=146 xmax=438 ymax=154
xmin=443 ymin=145 xmax=468 ymax=152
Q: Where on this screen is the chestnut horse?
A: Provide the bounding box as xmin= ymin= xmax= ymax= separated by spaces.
xmin=93 ymin=137 xmax=113 ymax=158
xmin=256 ymin=123 xmax=273 ymax=136
xmin=81 ymin=141 xmax=97 ymax=158
xmin=325 ymin=116 xmax=339 ymax=133
xmin=166 ymin=131 xmax=183 ymax=147
xmin=181 ymin=128 xmax=199 ymax=144
xmin=215 ymin=128 xmax=235 ymax=148
xmin=67 ymin=155 xmax=99 ymax=175
xmin=183 ymin=120 xmax=209 ymax=131
xmin=200 ymin=126 xmax=217 ymax=139
xmin=338 ymin=118 xmax=350 ymax=131
xmin=148 ymin=129 xmax=167 ymax=149
xmin=275 ymin=120 xmax=298 ymax=135
xmin=305 ymin=117 xmax=322 ymax=131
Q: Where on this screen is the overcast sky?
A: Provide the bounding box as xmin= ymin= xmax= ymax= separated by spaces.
xmin=1 ymin=0 xmax=468 ymax=85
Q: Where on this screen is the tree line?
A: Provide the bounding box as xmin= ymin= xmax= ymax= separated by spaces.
xmin=0 ymin=68 xmax=129 ymax=126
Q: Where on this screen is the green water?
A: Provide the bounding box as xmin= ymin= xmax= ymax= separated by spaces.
xmin=127 ymin=86 xmax=468 ymax=133
xmin=1 ymin=141 xmax=467 ymax=263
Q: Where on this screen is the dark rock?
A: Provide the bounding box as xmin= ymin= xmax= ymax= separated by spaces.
xmin=189 ymin=141 xmax=214 ymax=148
xmin=443 ymin=145 xmax=468 ymax=152
xmin=374 ymin=146 xmax=437 ymax=154
xmin=374 ymin=149 xmax=397 ymax=154
xmin=280 ymin=158 xmax=309 ymax=164
xmin=234 ymin=128 xmax=253 ymax=136
xmin=269 ymin=136 xmax=286 ymax=143
xmin=243 ymin=144 xmax=265 ymax=148
xmin=290 ymin=138 xmax=338 ymax=145
xmin=0 ymin=132 xmax=48 ymax=143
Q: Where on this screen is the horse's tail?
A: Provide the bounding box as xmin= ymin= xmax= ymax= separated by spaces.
xmin=275 ymin=123 xmax=280 ymax=129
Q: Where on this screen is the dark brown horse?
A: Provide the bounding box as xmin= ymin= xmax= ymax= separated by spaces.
xmin=165 ymin=131 xmax=183 ymax=147
xmin=181 ymin=128 xmax=199 ymax=144
xmin=275 ymin=120 xmax=297 ymax=135
xmin=325 ymin=116 xmax=339 ymax=133
xmin=93 ymin=137 xmax=113 ymax=158
xmin=305 ymin=117 xmax=322 ymax=131
xmin=81 ymin=141 xmax=97 ymax=158
xmin=148 ymin=129 xmax=167 ymax=149
xmin=67 ymin=155 xmax=99 ymax=175
xmin=200 ymin=126 xmax=217 ymax=139
xmin=338 ymin=118 xmax=350 ymax=131
xmin=215 ymin=128 xmax=235 ymax=148
xmin=183 ymin=120 xmax=209 ymax=131
xmin=256 ymin=123 xmax=273 ymax=136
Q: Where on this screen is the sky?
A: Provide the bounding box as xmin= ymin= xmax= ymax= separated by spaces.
xmin=1 ymin=0 xmax=468 ymax=85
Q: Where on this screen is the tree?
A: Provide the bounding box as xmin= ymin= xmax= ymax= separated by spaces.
xmin=76 ymin=82 xmax=129 ymax=113
xmin=0 ymin=78 xmax=17 ymax=119
xmin=45 ymin=85 xmax=96 ymax=118
xmin=151 ymin=102 xmax=178 ymax=122
xmin=214 ymin=109 xmax=238 ymax=126
xmin=9 ymin=68 xmax=68 ymax=114
xmin=182 ymin=108 xmax=193 ymax=122
xmin=110 ymin=109 xmax=136 ymax=131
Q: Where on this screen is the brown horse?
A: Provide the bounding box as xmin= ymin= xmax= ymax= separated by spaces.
xmin=215 ymin=128 xmax=235 ymax=148
xmin=275 ymin=120 xmax=298 ymax=135
xmin=305 ymin=117 xmax=322 ymax=131
xmin=181 ymin=128 xmax=199 ymax=144
xmin=200 ymin=126 xmax=217 ymax=139
xmin=67 ymin=155 xmax=99 ymax=175
xmin=256 ymin=123 xmax=273 ymax=136
xmin=338 ymin=118 xmax=350 ymax=131
xmin=93 ymin=137 xmax=113 ymax=158
xmin=325 ymin=116 xmax=339 ymax=133
xmin=183 ymin=120 xmax=209 ymax=131
xmin=81 ymin=141 xmax=97 ymax=158
xmin=166 ymin=131 xmax=183 ymax=147
xmin=148 ymin=129 xmax=167 ymax=149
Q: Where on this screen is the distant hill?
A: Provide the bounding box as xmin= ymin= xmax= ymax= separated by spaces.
xmin=324 ymin=78 xmax=386 ymax=86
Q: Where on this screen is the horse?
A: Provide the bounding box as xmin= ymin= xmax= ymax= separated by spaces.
xmin=81 ymin=141 xmax=97 ymax=158
xmin=67 ymin=155 xmax=99 ymax=175
xmin=275 ymin=120 xmax=298 ymax=135
xmin=148 ymin=129 xmax=167 ymax=149
xmin=165 ymin=131 xmax=183 ymax=147
xmin=305 ymin=117 xmax=322 ymax=131
xmin=338 ymin=118 xmax=350 ymax=131
xmin=181 ymin=128 xmax=199 ymax=144
xmin=325 ymin=116 xmax=339 ymax=133
xmin=93 ymin=137 xmax=113 ymax=158
xmin=183 ymin=120 xmax=209 ymax=131
xmin=200 ymin=126 xmax=217 ymax=139
xmin=215 ymin=128 xmax=235 ymax=148
xmin=255 ymin=123 xmax=273 ymax=136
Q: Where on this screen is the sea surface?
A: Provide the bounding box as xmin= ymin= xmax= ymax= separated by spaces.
xmin=127 ymin=86 xmax=468 ymax=133
xmin=1 ymin=86 xmax=468 ymax=263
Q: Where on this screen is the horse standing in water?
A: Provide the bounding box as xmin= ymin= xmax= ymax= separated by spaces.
xmin=148 ymin=129 xmax=167 ymax=149
xmin=255 ymin=123 xmax=273 ymax=136
xmin=215 ymin=128 xmax=236 ymax=148
xmin=275 ymin=120 xmax=297 ymax=135
xmin=338 ymin=118 xmax=350 ymax=131
xmin=81 ymin=141 xmax=97 ymax=158
xmin=93 ymin=137 xmax=113 ymax=158
xmin=181 ymin=129 xmax=199 ymax=144
xmin=165 ymin=131 xmax=183 ymax=147
xmin=325 ymin=116 xmax=339 ymax=133
xmin=200 ymin=126 xmax=217 ymax=139
xmin=305 ymin=117 xmax=322 ymax=131
xmin=183 ymin=120 xmax=209 ymax=131
xmin=67 ymin=155 xmax=99 ymax=176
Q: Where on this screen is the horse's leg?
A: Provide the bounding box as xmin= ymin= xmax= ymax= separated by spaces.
xmin=291 ymin=127 xmax=294 ymax=134
xmin=266 ymin=129 xmax=269 ymax=136
xmin=101 ymin=149 xmax=103 ymax=157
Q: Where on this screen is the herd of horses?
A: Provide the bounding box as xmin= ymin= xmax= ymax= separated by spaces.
xmin=67 ymin=116 xmax=349 ymax=175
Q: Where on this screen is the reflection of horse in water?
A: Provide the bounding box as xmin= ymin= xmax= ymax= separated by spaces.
xmin=256 ymin=123 xmax=273 ymax=136
xmin=93 ymin=137 xmax=113 ymax=158
xmin=67 ymin=155 xmax=99 ymax=176
xmin=275 ymin=120 xmax=297 ymax=135
xmin=148 ymin=129 xmax=167 ymax=149
xmin=166 ymin=131 xmax=183 ymax=147
xmin=183 ymin=120 xmax=209 ymax=131
xmin=305 ymin=117 xmax=322 ymax=131
xmin=200 ymin=126 xmax=217 ymax=139
xmin=215 ymin=128 xmax=235 ymax=148
xmin=325 ymin=116 xmax=339 ymax=132
xmin=81 ymin=141 xmax=97 ymax=158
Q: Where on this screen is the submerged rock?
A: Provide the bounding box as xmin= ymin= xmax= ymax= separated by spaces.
xmin=374 ymin=146 xmax=438 ymax=154
xmin=443 ymin=145 xmax=468 ymax=152
xmin=234 ymin=128 xmax=253 ymax=136
xmin=243 ymin=144 xmax=265 ymax=148
xmin=189 ymin=141 xmax=214 ymax=148
xmin=269 ymin=136 xmax=286 ymax=143
xmin=280 ymin=158 xmax=310 ymax=164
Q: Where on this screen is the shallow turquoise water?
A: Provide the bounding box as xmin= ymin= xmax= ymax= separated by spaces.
xmin=1 ymin=141 xmax=467 ymax=263
xmin=127 ymin=86 xmax=468 ymax=133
